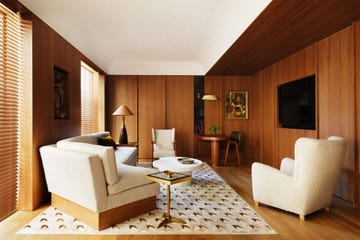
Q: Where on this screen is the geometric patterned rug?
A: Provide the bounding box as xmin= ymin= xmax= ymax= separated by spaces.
xmin=17 ymin=163 xmax=276 ymax=235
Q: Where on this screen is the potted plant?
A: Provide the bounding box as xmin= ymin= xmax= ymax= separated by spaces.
xmin=208 ymin=124 xmax=220 ymax=135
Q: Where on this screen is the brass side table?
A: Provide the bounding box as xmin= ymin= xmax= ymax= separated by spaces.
xmin=147 ymin=171 xmax=191 ymax=228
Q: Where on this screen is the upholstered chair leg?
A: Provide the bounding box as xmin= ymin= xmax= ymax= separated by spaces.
xmin=299 ymin=215 xmax=305 ymax=220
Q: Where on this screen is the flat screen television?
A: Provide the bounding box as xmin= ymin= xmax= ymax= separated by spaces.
xmin=278 ymin=75 xmax=315 ymax=130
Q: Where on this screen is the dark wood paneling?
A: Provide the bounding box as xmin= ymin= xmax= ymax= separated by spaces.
xmin=204 ymin=76 xmax=223 ymax=133
xmin=355 ymin=21 xmax=360 ymax=205
xmin=18 ymin=15 xmax=105 ymax=210
xmin=52 ymin=30 xmax=81 ymax=141
xmin=222 ymin=76 xmax=252 ymax=166
xmin=246 ymin=33 xmax=356 ymax=203
xmin=247 ymin=72 xmax=261 ymax=165
xmin=138 ymin=76 xmax=166 ymax=159
xmin=207 ymin=0 xmax=360 ymax=75
xmin=166 ymin=76 xmax=194 ymax=157
xmin=256 ymin=67 xmax=277 ymax=167
xmin=105 ymin=76 xmax=201 ymax=161
xmin=318 ymin=25 xmax=356 ymax=201
xmin=246 ymin=45 xmax=317 ymax=170
xmin=274 ymin=45 xmax=317 ymax=166
xmin=106 ymin=76 xmax=138 ymax=143
xmin=196 ymin=76 xmax=223 ymax=163
xmin=31 ymin=16 xmax=54 ymax=210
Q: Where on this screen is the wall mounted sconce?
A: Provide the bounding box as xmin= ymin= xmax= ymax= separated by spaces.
xmin=202 ymin=94 xmax=218 ymax=101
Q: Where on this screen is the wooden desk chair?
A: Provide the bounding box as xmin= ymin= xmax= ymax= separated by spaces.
xmin=224 ymin=131 xmax=241 ymax=166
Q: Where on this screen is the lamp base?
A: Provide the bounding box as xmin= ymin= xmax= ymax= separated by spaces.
xmin=119 ymin=127 xmax=128 ymax=144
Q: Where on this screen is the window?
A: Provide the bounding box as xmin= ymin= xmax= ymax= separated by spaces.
xmin=80 ymin=62 xmax=104 ymax=134
xmin=0 ymin=3 xmax=32 ymax=220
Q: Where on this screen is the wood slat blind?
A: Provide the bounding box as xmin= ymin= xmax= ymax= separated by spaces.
xmin=81 ymin=62 xmax=104 ymax=134
xmin=0 ymin=3 xmax=21 ymax=221
xmin=17 ymin=17 xmax=32 ymax=210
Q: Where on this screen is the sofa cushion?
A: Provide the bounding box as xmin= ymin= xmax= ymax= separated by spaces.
xmin=107 ymin=164 xmax=158 ymax=195
xmin=56 ymin=141 xmax=119 ymax=185
xmin=98 ymin=135 xmax=117 ymax=150
xmin=115 ymin=147 xmax=137 ymax=165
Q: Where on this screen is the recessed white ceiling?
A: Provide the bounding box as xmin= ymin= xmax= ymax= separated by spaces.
xmin=18 ymin=0 xmax=271 ymax=75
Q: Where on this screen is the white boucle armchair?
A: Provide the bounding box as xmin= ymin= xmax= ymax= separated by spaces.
xmin=251 ymin=136 xmax=347 ymax=220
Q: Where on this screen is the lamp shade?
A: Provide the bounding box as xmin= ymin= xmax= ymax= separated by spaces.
xmin=202 ymin=94 xmax=218 ymax=101
xmin=112 ymin=105 xmax=134 ymax=116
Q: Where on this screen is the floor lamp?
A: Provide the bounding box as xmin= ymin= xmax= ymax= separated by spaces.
xmin=113 ymin=105 xmax=134 ymax=144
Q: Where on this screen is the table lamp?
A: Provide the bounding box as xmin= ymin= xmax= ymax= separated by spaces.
xmin=112 ymin=105 xmax=134 ymax=144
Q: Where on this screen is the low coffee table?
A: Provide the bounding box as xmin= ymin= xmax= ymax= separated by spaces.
xmin=152 ymin=156 xmax=202 ymax=186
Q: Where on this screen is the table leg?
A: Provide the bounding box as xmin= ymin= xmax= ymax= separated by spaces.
xmin=157 ymin=184 xmax=185 ymax=228
xmin=210 ymin=140 xmax=220 ymax=167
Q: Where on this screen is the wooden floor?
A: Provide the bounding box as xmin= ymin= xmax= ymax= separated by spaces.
xmin=1 ymin=163 xmax=359 ymax=240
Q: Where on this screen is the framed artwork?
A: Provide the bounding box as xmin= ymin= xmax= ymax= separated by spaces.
xmin=54 ymin=67 xmax=68 ymax=119
xmin=225 ymin=91 xmax=248 ymax=119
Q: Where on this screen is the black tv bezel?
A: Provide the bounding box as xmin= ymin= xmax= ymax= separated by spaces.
xmin=278 ymin=75 xmax=316 ymax=130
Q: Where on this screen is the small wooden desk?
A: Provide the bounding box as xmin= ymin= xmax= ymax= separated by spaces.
xmin=197 ymin=134 xmax=227 ymax=168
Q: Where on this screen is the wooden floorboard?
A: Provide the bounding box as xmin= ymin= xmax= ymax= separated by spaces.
xmin=1 ymin=164 xmax=359 ymax=240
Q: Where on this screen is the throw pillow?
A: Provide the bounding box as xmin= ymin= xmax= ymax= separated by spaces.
xmin=98 ymin=135 xmax=117 ymax=150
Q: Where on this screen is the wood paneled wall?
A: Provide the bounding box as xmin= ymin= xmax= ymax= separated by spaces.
xmin=26 ymin=16 xmax=360 ymax=209
xmin=106 ymin=75 xmax=194 ymax=160
xmin=317 ymin=25 xmax=356 ymax=201
xmin=27 ymin=16 xmax=80 ymax=210
xmin=138 ymin=76 xmax=166 ymax=158
xmin=106 ymin=76 xmax=138 ymax=144
xmin=202 ymin=76 xmax=253 ymax=165
xmin=273 ymin=45 xmax=318 ymax=166
xmin=28 ymin=19 xmax=360 ymax=209
xmin=166 ymin=76 xmax=194 ymax=157
xmin=355 ymin=21 xmax=360 ymax=205
xmin=202 ymin=24 xmax=359 ymax=204
xmin=19 ymin=15 xmax=104 ymax=210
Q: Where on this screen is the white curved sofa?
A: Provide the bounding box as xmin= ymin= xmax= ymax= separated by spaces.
xmin=39 ymin=132 xmax=160 ymax=230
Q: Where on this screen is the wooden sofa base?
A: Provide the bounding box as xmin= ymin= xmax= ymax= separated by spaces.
xmin=51 ymin=193 xmax=157 ymax=230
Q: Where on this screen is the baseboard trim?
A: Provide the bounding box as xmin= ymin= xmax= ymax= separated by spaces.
xmin=51 ymin=194 xmax=157 ymax=230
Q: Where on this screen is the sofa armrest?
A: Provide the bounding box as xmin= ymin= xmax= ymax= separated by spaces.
xmin=107 ymin=164 xmax=159 ymax=195
xmin=115 ymin=146 xmax=138 ymax=165
xmin=280 ymin=157 xmax=295 ymax=176
xmin=39 ymin=145 xmax=108 ymax=212
xmin=56 ymin=141 xmax=119 ymax=185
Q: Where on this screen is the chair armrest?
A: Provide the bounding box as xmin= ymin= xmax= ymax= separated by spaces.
xmin=280 ymin=157 xmax=295 ymax=175
xmin=173 ymin=141 xmax=176 ymax=153
xmin=252 ymin=162 xmax=296 ymax=208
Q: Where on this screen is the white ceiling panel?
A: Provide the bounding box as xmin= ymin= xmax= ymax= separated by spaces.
xmin=18 ymin=0 xmax=270 ymax=75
